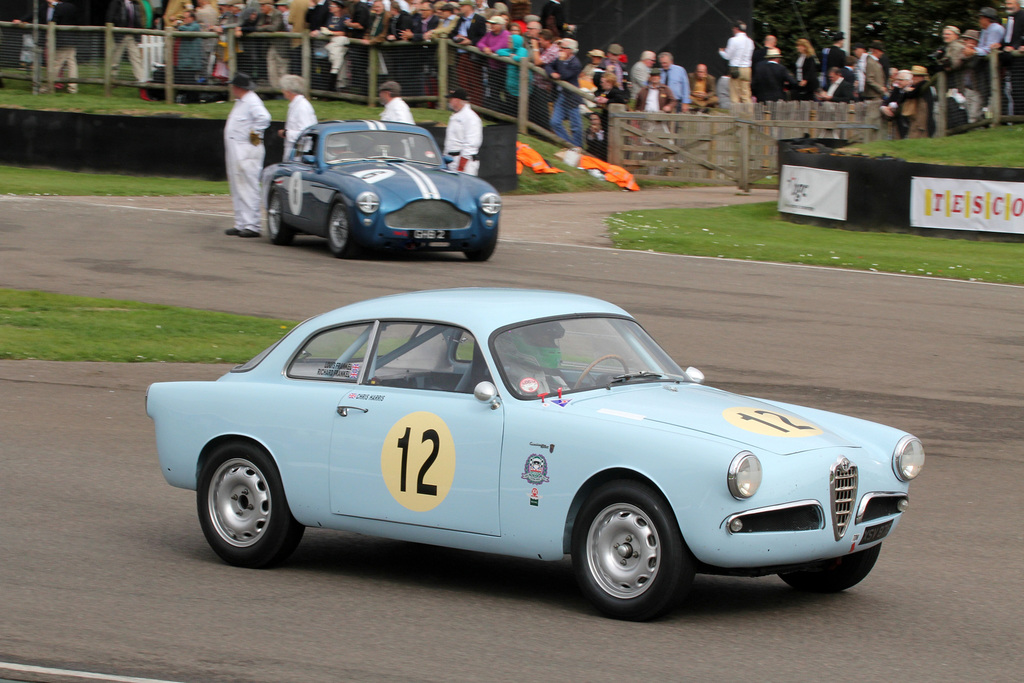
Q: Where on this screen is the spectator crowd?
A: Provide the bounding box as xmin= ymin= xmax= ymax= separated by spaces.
xmin=8 ymin=2 xmax=1024 ymax=148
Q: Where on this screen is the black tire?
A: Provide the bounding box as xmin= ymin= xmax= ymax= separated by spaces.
xmin=778 ymin=544 xmax=882 ymax=593
xmin=464 ymin=228 xmax=498 ymax=262
xmin=571 ymin=480 xmax=694 ymax=621
xmin=197 ymin=442 xmax=304 ymax=568
xmin=266 ymin=189 xmax=295 ymax=246
xmin=326 ymin=201 xmax=361 ymax=259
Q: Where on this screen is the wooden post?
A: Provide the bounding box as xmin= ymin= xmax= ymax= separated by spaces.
xmin=934 ymin=71 xmax=947 ymax=137
xmin=738 ymin=122 xmax=750 ymax=193
xmin=301 ymin=33 xmax=311 ymax=96
xmin=437 ymin=38 xmax=448 ymax=108
xmin=227 ymin=31 xmax=237 ymax=100
xmin=164 ymin=26 xmax=175 ymax=103
xmin=517 ymin=53 xmax=529 ymax=134
xmin=46 ymin=22 xmax=56 ymax=93
xmin=990 ymin=50 xmax=1002 ymax=126
xmin=103 ymin=23 xmax=114 ymax=97
xmin=607 ymin=103 xmax=625 ymax=166
xmin=368 ymin=43 xmax=379 ymax=106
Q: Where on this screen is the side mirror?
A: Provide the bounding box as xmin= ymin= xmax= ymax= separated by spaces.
xmin=473 ymin=381 xmax=501 ymax=409
xmin=684 ymin=366 xmax=704 ymax=384
xmin=442 ymin=155 xmax=454 ymax=166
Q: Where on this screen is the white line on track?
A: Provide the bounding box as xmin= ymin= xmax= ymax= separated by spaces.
xmin=0 ymin=662 xmax=182 ymax=683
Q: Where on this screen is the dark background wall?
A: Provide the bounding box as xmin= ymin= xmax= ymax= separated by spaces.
xmin=778 ymin=139 xmax=1024 ymax=242
xmin=0 ymin=109 xmax=518 ymax=191
xmin=535 ymin=0 xmax=753 ymax=78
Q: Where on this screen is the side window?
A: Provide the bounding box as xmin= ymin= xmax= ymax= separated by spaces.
xmin=287 ymin=323 xmax=373 ymax=381
xmin=367 ymin=322 xmax=490 ymax=393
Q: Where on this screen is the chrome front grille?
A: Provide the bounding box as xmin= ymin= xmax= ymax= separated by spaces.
xmin=830 ymin=457 xmax=858 ymax=541
xmin=384 ymin=200 xmax=471 ymax=231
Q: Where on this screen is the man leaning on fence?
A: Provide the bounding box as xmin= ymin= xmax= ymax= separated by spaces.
xmin=13 ymin=1 xmax=79 ymax=93
xmin=106 ymin=0 xmax=148 ymax=83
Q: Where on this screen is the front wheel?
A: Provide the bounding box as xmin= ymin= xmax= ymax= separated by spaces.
xmin=266 ymin=189 xmax=295 ymax=246
xmin=778 ymin=544 xmax=882 ymax=593
xmin=327 ymin=202 xmax=361 ymax=259
xmin=197 ymin=442 xmax=304 ymax=568
xmin=464 ymin=229 xmax=498 ymax=261
xmin=571 ymin=480 xmax=694 ymax=621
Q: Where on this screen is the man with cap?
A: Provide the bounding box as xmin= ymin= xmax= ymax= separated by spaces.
xmin=976 ymin=7 xmax=1004 ymax=56
xmin=444 ymin=87 xmax=483 ymax=175
xmin=863 ymin=41 xmax=887 ymax=102
xmin=477 ymin=14 xmax=511 ymax=109
xmin=224 ymin=73 xmax=272 ymax=238
xmin=902 ymin=65 xmax=935 ymax=138
xmin=959 ymin=30 xmax=985 ymax=122
xmin=632 ymin=66 xmax=675 ymax=113
xmin=751 ymin=47 xmax=792 ymax=102
xmin=278 ymin=74 xmax=317 ymax=160
xmin=719 ymin=21 xmax=754 ymax=103
xmin=581 ymin=48 xmax=606 ymax=90
xmin=546 ymin=37 xmax=584 ymax=147
xmin=379 ymin=80 xmax=415 ymax=124
xmin=602 ymin=44 xmax=625 ymax=84
xmin=881 ymin=69 xmax=912 ymax=139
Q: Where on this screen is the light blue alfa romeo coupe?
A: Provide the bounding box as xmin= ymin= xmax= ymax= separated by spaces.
xmin=147 ymin=289 xmax=924 ymax=620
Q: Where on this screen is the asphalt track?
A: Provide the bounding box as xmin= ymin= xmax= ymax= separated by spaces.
xmin=1 ymin=190 xmax=1022 ymax=682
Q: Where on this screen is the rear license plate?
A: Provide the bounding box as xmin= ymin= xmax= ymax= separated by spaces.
xmin=414 ymin=229 xmax=447 ymax=240
xmin=860 ymin=519 xmax=893 ymax=545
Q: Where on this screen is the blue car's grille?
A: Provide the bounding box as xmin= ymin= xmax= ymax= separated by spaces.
xmin=830 ymin=458 xmax=858 ymax=540
xmin=384 ymin=200 xmax=472 ymax=231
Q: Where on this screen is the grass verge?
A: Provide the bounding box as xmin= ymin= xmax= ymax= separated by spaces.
xmin=845 ymin=125 xmax=1024 ymax=168
xmin=0 ymin=289 xmax=296 ymax=363
xmin=0 ymin=164 xmax=229 ymax=196
xmin=607 ymin=202 xmax=1024 ymax=285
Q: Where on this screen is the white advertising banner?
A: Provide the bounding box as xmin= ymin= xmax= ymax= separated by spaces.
xmin=778 ymin=165 xmax=848 ymax=221
xmin=910 ymin=177 xmax=1024 ymax=234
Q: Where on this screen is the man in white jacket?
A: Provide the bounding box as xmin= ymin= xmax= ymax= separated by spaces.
xmin=443 ymin=87 xmax=482 ymax=176
xmin=278 ymin=74 xmax=318 ymax=159
xmin=379 ymin=81 xmax=415 ymax=124
xmin=224 ymin=73 xmax=272 ymax=238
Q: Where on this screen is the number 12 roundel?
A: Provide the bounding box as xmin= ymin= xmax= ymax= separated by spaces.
xmin=381 ymin=412 xmax=456 ymax=511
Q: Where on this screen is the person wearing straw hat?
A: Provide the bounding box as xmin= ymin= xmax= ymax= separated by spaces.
xmin=901 ymin=65 xmax=935 ymax=138
xmin=223 ymin=73 xmax=271 ymax=237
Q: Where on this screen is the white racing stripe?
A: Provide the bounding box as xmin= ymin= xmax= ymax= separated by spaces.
xmin=0 ymin=661 xmax=183 ymax=683
xmin=397 ymin=164 xmax=440 ymax=199
xmin=361 ymin=120 xmax=385 ymax=131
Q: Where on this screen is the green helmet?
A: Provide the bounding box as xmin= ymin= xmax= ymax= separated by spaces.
xmin=511 ymin=321 xmax=564 ymax=369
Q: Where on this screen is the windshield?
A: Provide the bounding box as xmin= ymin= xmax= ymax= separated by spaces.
xmin=492 ymin=317 xmax=686 ymax=399
xmin=323 ymin=131 xmax=441 ymax=165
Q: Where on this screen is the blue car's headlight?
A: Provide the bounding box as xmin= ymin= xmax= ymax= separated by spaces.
xmin=357 ymin=191 xmax=380 ymax=214
xmin=728 ymin=451 xmax=762 ymax=499
xmin=480 ymin=193 xmax=502 ymax=215
xmin=892 ymin=436 xmax=925 ymax=481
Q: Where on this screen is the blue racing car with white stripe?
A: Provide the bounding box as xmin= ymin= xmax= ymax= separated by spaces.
xmin=262 ymin=120 xmax=502 ymax=261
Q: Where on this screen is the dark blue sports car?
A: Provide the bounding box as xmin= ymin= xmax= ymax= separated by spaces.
xmin=263 ymin=121 xmax=502 ymax=261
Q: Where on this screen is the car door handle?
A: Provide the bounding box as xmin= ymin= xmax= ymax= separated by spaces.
xmin=337 ymin=405 xmax=369 ymax=417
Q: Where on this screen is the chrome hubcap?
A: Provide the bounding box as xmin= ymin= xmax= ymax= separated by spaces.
xmin=208 ymin=458 xmax=271 ymax=547
xmin=330 ymin=208 xmax=348 ymax=247
xmin=268 ymin=196 xmax=281 ymax=235
xmin=587 ymin=503 xmax=660 ymax=599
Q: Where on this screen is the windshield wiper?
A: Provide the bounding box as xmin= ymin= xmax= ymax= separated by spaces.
xmin=367 ymin=155 xmax=407 ymax=162
xmin=607 ymin=371 xmax=665 ymax=386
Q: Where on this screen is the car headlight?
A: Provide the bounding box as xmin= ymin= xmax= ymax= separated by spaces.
xmin=892 ymin=436 xmax=925 ymax=481
xmin=727 ymin=451 xmax=762 ymax=499
xmin=356 ymin=191 xmax=379 ymax=214
xmin=480 ymin=192 xmax=502 ymax=215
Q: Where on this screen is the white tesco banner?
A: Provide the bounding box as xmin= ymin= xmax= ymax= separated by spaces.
xmin=778 ymin=165 xmax=848 ymax=221
xmin=911 ymin=177 xmax=1024 ymax=234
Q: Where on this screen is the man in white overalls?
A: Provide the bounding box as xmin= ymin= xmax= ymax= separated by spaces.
xmin=224 ymin=72 xmax=272 ymax=237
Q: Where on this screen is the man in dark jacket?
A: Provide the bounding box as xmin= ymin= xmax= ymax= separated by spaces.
xmin=105 ymin=0 xmax=147 ymax=82
xmin=751 ymin=47 xmax=793 ymax=102
xmin=546 ymin=37 xmax=583 ymax=147
xmin=15 ymin=1 xmax=80 ymax=92
xmin=452 ymin=0 xmax=486 ymax=104
xmin=817 ymin=66 xmax=854 ymax=103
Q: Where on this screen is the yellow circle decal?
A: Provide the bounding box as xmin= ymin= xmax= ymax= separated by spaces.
xmin=723 ymin=407 xmax=823 ymax=437
xmin=381 ymin=412 xmax=456 ymax=511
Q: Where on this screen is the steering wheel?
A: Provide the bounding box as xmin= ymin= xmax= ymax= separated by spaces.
xmin=573 ymin=354 xmax=628 ymax=390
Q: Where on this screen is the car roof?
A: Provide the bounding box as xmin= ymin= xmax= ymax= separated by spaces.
xmin=314 ymin=120 xmax=434 ymax=136
xmin=308 ymin=288 xmax=630 ymax=335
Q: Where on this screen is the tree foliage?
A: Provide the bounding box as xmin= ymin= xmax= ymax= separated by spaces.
xmin=752 ymin=1 xmax=1001 ymax=71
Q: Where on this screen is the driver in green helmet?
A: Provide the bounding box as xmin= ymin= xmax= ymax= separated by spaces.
xmin=498 ymin=321 xmax=569 ymax=396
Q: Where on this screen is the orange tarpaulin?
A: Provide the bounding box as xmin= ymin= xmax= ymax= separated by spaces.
xmin=578 ymin=155 xmax=640 ymax=192
xmin=516 ymin=141 xmax=564 ymax=175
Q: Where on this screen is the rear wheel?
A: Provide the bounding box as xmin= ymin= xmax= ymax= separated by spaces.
xmin=327 ymin=202 xmax=361 ymax=259
xmin=778 ymin=544 xmax=882 ymax=593
xmin=266 ymin=189 xmax=295 ymax=246
xmin=197 ymin=442 xmax=304 ymax=568
xmin=571 ymin=480 xmax=694 ymax=621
